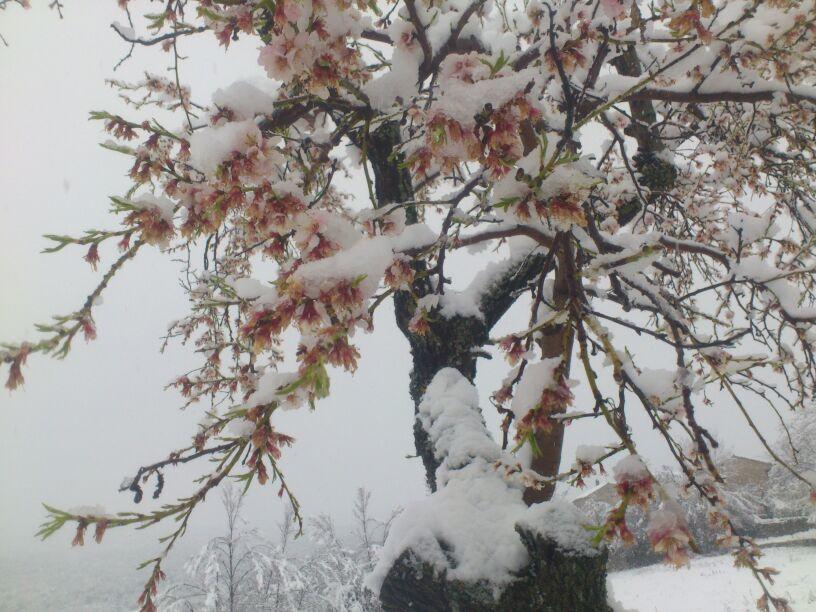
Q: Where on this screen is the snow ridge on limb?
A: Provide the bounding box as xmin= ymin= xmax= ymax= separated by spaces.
xmin=370 ymin=369 xmax=604 ymax=609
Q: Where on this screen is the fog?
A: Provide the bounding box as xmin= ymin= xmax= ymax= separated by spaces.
xmin=0 ymin=3 xmax=781 ymax=605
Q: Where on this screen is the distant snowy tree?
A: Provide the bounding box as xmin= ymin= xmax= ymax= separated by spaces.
xmin=161 ymin=486 xmax=393 ymax=611
xmin=768 ymin=410 xmax=816 ymax=523
xmin=276 ymin=489 xmax=396 ymax=611
xmin=351 ymin=488 xmax=399 ymax=570
xmin=159 ymin=486 xmax=301 ymax=612
xmin=298 ymin=514 xmax=381 ymax=611
xmin=7 ymin=0 xmax=816 ymax=610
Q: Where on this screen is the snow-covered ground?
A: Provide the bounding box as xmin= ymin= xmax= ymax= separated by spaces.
xmin=1 ymin=542 xmax=813 ymax=610
xmin=609 ymin=544 xmax=816 ymax=612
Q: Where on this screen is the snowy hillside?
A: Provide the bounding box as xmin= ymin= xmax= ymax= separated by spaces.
xmin=609 ymin=544 xmax=816 ymax=612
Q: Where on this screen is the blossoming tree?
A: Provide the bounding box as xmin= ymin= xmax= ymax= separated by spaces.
xmin=4 ymin=0 xmax=816 ymax=609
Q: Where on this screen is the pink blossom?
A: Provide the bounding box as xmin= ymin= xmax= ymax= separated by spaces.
xmin=647 ymin=509 xmax=692 ymax=567
xmin=600 ymin=0 xmax=626 ymax=19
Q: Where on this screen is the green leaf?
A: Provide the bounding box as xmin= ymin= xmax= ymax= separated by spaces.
xmin=478 ymin=50 xmax=509 ymax=77
xmin=367 ymin=0 xmax=382 ymax=16
xmin=494 ymin=196 xmax=520 ymax=211
xmin=41 ymin=234 xmax=73 ymax=253
xmin=197 ymin=7 xmax=226 ymax=21
xmin=88 ymin=110 xmax=115 ymax=122
xmin=100 ymin=141 xmax=136 ymax=156
xmin=109 ymin=196 xmax=139 ymax=213
xmin=313 ymin=364 xmax=330 ymax=399
xmin=137 ymin=557 xmax=162 ymax=570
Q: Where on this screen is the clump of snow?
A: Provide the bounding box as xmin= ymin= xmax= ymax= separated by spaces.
xmin=229 ymin=277 xmax=275 ymax=303
xmin=296 ymin=210 xmax=362 ymax=252
xmin=211 ymin=81 xmax=277 ymax=121
xmin=368 ymin=369 xmax=597 ymax=594
xmin=436 ymin=239 xmax=542 ymax=320
xmin=510 ymin=357 xmax=560 ymax=420
xmin=132 ymin=193 xmax=175 ymax=222
xmin=733 ymin=256 xmax=816 ymax=321
xmin=621 ymin=365 xmax=687 ymax=416
xmin=392 ymin=223 xmax=436 ymax=251
xmin=246 ymin=370 xmax=300 ymax=409
xmin=417 ymin=367 xmax=500 ymax=476
xmin=67 ymin=505 xmax=109 ymax=517
xmin=188 ymin=120 xmax=266 ymax=178
xmin=432 ymin=64 xmax=540 ymax=126
xmin=516 ymin=500 xmax=599 ymax=557
xmin=720 ymin=209 xmax=777 ymax=251
xmin=537 ymin=158 xmax=604 ymax=201
xmin=368 ymin=461 xmax=531 ymax=592
xmin=491 ymin=147 xmax=601 ymax=212
xmin=111 ymin=21 xmax=135 ymax=39
xmin=293 ymin=236 xmax=393 ymax=300
xmin=613 ymin=455 xmax=650 ymax=483
xmin=292 ymin=224 xmax=435 ymax=301
xmin=362 ymin=20 xmax=422 ymax=110
xmin=435 ymin=290 xmax=484 ymax=320
xmin=575 ymin=445 xmax=608 ymax=466
xmin=228 ymin=418 xmax=256 ymax=438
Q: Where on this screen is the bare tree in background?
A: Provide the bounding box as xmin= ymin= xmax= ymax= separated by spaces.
xmin=162 ymin=486 xmax=394 ymax=611
xmin=161 ymin=486 xmax=269 ymax=611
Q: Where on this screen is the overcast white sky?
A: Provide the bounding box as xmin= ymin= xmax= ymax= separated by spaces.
xmin=0 ymin=1 xmax=781 ymax=580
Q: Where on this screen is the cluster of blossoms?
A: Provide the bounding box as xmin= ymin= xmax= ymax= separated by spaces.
xmin=123 ymin=195 xmax=176 ymax=247
xmin=246 ymin=416 xmax=296 ymax=486
xmin=257 ymin=0 xmax=369 ymax=95
xmin=513 ymin=375 xmax=574 ymax=439
xmin=571 ymin=444 xmax=609 ymax=488
xmin=408 ymin=53 xmax=543 ymax=179
xmin=646 ymin=510 xmax=693 ymax=568
xmin=613 ymin=455 xmax=655 ymax=505
xmin=607 ymin=456 xmax=657 ymax=541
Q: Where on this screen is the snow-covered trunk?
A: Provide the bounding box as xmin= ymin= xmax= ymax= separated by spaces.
xmin=368 ymin=121 xmax=568 ymax=496
xmin=367 ymin=122 xmax=490 ymax=492
xmin=371 ymin=370 xmax=610 ymax=612
xmin=400 ymin=315 xmax=489 ymax=491
xmin=367 ymin=124 xmax=608 ymax=611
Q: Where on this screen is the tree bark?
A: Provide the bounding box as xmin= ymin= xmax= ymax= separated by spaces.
xmin=366 ymin=122 xmax=609 ymax=611
xmin=366 ymin=120 xmax=570 ymax=495
xmin=366 ymin=121 xmax=491 ymax=491
xmin=399 ymin=312 xmax=489 ymax=491
xmin=523 ymin=243 xmax=574 ymax=505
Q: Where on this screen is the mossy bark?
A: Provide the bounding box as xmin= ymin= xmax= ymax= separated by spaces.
xmin=379 ymin=527 xmax=611 ymax=612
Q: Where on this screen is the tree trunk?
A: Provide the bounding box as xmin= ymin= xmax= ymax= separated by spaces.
xmin=400 ymin=313 xmax=488 ymax=490
xmin=523 ymin=242 xmax=574 ymax=505
xmin=366 ymin=121 xmax=490 ymax=491
xmin=379 ymin=529 xmax=610 ymax=612
xmin=365 ymin=123 xmax=609 ymax=611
